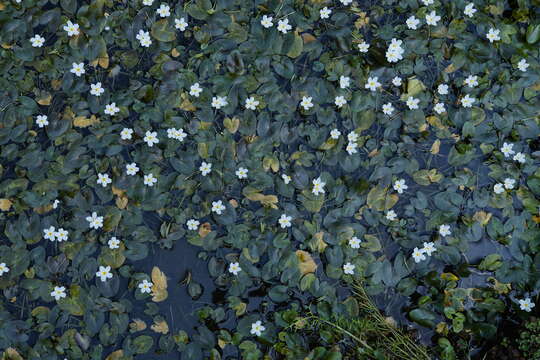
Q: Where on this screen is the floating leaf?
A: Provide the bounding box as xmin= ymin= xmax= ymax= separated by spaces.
xmin=151 ymin=319 xmax=169 ymax=334
xmin=366 ymin=185 xmax=398 ymax=211
xmin=0 ymin=198 xmax=12 ymax=211
xmin=151 ymin=266 xmax=168 ymax=302
xmin=151 ymin=19 xmax=176 ymax=42
xmin=296 ymin=250 xmax=317 ymax=275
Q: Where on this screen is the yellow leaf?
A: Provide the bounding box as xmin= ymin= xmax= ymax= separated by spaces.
xmin=366 ymin=186 xmax=398 ymax=211
xmin=37 ymin=92 xmax=52 ymax=105
xmin=223 ymin=117 xmax=240 ymax=134
xmin=311 ymin=232 xmax=327 ymax=253
xmin=73 ymin=115 xmax=99 ymax=128
xmin=178 ymin=92 xmax=196 ymax=111
xmin=244 ymin=190 xmax=278 ymax=209
xmin=34 ymin=204 xmax=53 ymax=214
xmin=0 ymin=198 xmax=12 ymax=211
xmin=115 ymin=196 xmax=128 ymax=209
xmin=105 ymin=350 xmax=124 ymax=360
xmin=431 ymin=139 xmax=441 ymax=154
xmin=198 ymin=222 xmax=212 ymax=238
xmin=150 ymin=320 xmax=169 ymax=334
xmin=406 ymin=77 xmax=426 ymax=97
xmin=151 ymin=266 xmax=168 ymax=302
xmin=130 ymin=319 xmax=147 ymax=332
xmin=440 ymin=273 xmax=459 ymax=282
xmin=171 ymin=48 xmax=180 ymax=57
xmin=473 ymin=211 xmax=492 ymax=226
xmin=3 ymin=347 xmax=23 ymax=360
xmin=296 ymin=250 xmax=317 ymax=275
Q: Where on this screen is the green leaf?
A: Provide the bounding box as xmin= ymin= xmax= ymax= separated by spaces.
xmin=151 ymin=19 xmax=176 ymax=42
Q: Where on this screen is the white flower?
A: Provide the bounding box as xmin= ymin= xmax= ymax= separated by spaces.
xmin=44 ymin=226 xmax=57 ymax=241
xmin=392 ymin=76 xmax=402 ymax=86
xmin=175 ymin=17 xmax=188 ymax=31
xmin=86 ymin=212 xmax=104 ymax=230
xmin=144 ymin=131 xmax=159 ymax=147
xmin=349 ymin=236 xmax=361 ymax=248
xmin=357 ymin=41 xmax=370 ymax=53
xmin=108 ymin=237 xmax=120 ymax=249
xmin=340 ymin=0 xmax=352 ymax=4
xmin=187 ymin=219 xmax=200 ymax=230
xmin=200 ymin=162 xmax=212 ymax=176
xmin=300 ymin=96 xmax=314 ymax=110
xmin=486 ymin=28 xmax=501 ymax=43
xmin=504 ymin=178 xmax=516 ymax=190
xmin=519 ymin=298 xmax=535 ymax=312
xmin=412 ymin=247 xmax=426 ymax=263
xmin=90 ymin=82 xmax=105 ymax=96
xmin=144 ymin=173 xmax=157 ymax=187
xmin=189 ymin=83 xmax=203 ymax=97
xmin=330 ymin=129 xmax=341 ymax=139
xmin=500 ymin=142 xmax=515 ymax=157
xmin=278 ymin=214 xmax=292 ymax=228
xmin=250 ymin=321 xmax=265 ymax=336
xmin=51 ymin=286 xmax=67 ymax=301
xmin=63 ymin=21 xmax=80 ymax=36
xmin=513 ymin=152 xmax=526 ymax=164
xmin=282 ymin=174 xmax=291 ymax=184
xmin=245 ymin=97 xmax=259 ymax=110
xmin=406 ymin=96 xmax=420 ymax=109
xmin=464 ymin=75 xmax=478 ymax=88
xmin=229 ymin=262 xmax=242 ymax=275
xmin=156 ymin=4 xmax=170 ymax=17
xmin=386 ymin=38 xmax=404 ymax=63
xmin=96 ymin=265 xmax=113 ymax=282
xmin=120 ymin=128 xmax=133 ymax=140
xmin=433 ymin=102 xmax=445 ymax=114
xmin=261 ymin=15 xmax=273 ymax=28
xmin=236 ymin=167 xmax=248 ymax=179
xmin=393 ymin=179 xmax=408 ymax=194
xmin=312 ymin=177 xmax=326 ymax=196
xmin=406 ymin=16 xmax=420 ymax=30
xmin=348 ymin=131 xmax=358 ymax=142
xmin=139 ymin=279 xmax=153 ymax=293
xmin=382 ymin=103 xmax=394 ymax=115
xmin=104 ymin=103 xmax=120 ymax=116
xmin=335 ymin=95 xmax=347 ymax=108
xmin=421 ymin=0 xmax=434 ymax=5
xmin=55 ymin=228 xmax=69 ymax=242
xmin=320 ymin=7 xmax=332 ymax=19
xmin=212 ymin=200 xmax=226 ymax=215
xmin=365 ymin=76 xmax=381 ymax=91
xmin=346 ymin=142 xmax=358 ymax=155
xmin=439 ymin=224 xmax=451 ymax=237
xmin=30 ymin=34 xmax=45 ymax=47
xmin=277 ymin=18 xmax=292 ymax=34
xmin=438 ymin=84 xmax=449 ymax=95
xmin=70 ymin=62 xmax=85 ymax=77
xmin=422 ymin=242 xmax=436 ymax=256
xmin=517 ymin=59 xmax=529 ymax=72
xmin=343 ymin=262 xmax=355 ymax=275
xmin=211 ymin=96 xmax=228 ymax=109
xmin=97 ymin=173 xmax=112 ymax=187
xmin=167 ymin=128 xmax=187 ymax=141
xmin=425 ymin=11 xmax=441 ymax=26
xmin=136 ymin=30 xmax=152 ymax=47
xmin=339 ymin=75 xmax=350 ymax=89
xmin=461 ymin=94 xmax=475 ymax=108
xmin=36 ymin=115 xmax=49 ymax=128
xmin=53 ymin=199 xmax=60 ymax=209
xmin=142 ymin=0 xmax=153 ymax=5
xmin=464 ymin=3 xmax=477 ymax=17
xmin=386 ymin=210 xmax=397 ymax=221
xmin=0 ymin=263 xmax=10 ymax=276
xmin=493 ymin=183 xmax=505 ymax=194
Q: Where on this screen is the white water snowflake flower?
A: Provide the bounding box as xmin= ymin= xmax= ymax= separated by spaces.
xmin=261 ymin=15 xmax=273 ymax=28
xmin=386 ymin=210 xmax=397 ymax=221
xmin=406 ymin=16 xmax=420 ymax=30
xmin=136 ymin=30 xmax=152 ymax=47
xmin=96 ymin=265 xmax=113 ymax=282
xmin=348 ymin=131 xmax=358 ymax=142
xmin=229 ymin=262 xmax=242 ymax=275
xmin=519 ymin=298 xmax=535 ymax=312
xmin=278 ymin=214 xmax=292 ymax=228
xmin=87 ymin=212 xmax=104 ymax=230
xmin=70 ymin=62 xmax=85 ymax=77
xmin=211 ymin=200 xmax=226 ymax=215
xmin=143 ymin=131 xmax=159 ymax=147
xmin=55 ymin=228 xmax=69 ymax=242
xmin=245 ymin=97 xmax=259 ymax=110
xmin=108 ymin=237 xmax=120 ymax=249
xmin=339 ymin=75 xmax=350 ymax=89
xmin=392 ymin=76 xmax=402 ymax=86
xmin=250 ymin=321 xmax=266 ymax=336
xmin=175 ymin=17 xmax=188 ymax=31
xmin=300 ymin=96 xmax=314 ymax=110
xmin=486 ymin=28 xmax=501 ymax=43
xmin=346 ymin=141 xmax=358 ymax=155
xmin=365 ymin=76 xmax=381 ymax=91
xmin=312 ymin=177 xmax=326 ymax=195
xmin=464 ymin=3 xmax=477 ymax=17
xmin=382 ymin=103 xmax=394 ymax=115
xmin=330 ymin=129 xmax=341 ymax=139
xmin=357 ymin=41 xmax=370 ymax=53
xmin=51 ymin=286 xmax=67 ymax=301
xmin=139 ymin=279 xmax=153 ymax=293
xmin=433 ymin=102 xmax=446 ymax=114
xmin=120 ymin=128 xmax=133 ymax=140
xmin=422 ymin=242 xmax=436 ymax=256
xmin=90 ymin=82 xmax=105 ymax=96
xmin=425 ymin=11 xmax=441 ymax=26
xmin=44 ymin=226 xmax=56 ymax=241
xmin=493 ymin=183 xmax=505 ymax=194
xmin=190 ymin=83 xmax=203 ymax=97
xmin=156 ymin=4 xmax=170 ymax=17
xmin=104 ymin=102 xmax=120 ymax=116
xmin=393 ymin=179 xmax=408 ymax=194
xmin=143 ymin=173 xmax=157 ymax=187
xmin=439 ymin=224 xmax=451 ymax=237
xmin=500 ymin=142 xmax=515 ymax=158
xmin=320 ymin=7 xmax=332 ymax=19
xmin=437 ymin=83 xmax=449 ymax=95
xmin=412 ymin=247 xmax=426 ymax=263
xmin=464 ymin=75 xmax=478 ymax=88
xmin=236 ymin=167 xmax=248 ymax=179
xmin=504 ymin=178 xmax=516 ymax=190
xmin=282 ymin=174 xmax=291 ymax=184
xmin=187 ymin=219 xmax=200 ymax=230
xmin=513 ymin=152 xmax=526 ymax=163
xmin=277 ymin=18 xmax=292 ymax=34
xmin=36 ymin=115 xmax=49 ymax=128
xmin=200 ymin=162 xmax=212 ymax=176
xmin=211 ymin=96 xmax=228 ymax=109
xmin=30 ymin=34 xmax=45 ymax=47
xmin=406 ymin=96 xmax=420 ymax=109
xmin=0 ymin=263 xmax=10 ymax=276
xmin=142 ymin=0 xmax=153 ymax=5
xmin=63 ymin=21 xmax=80 ymax=36
xmin=335 ymin=96 xmax=347 ymax=108
xmin=343 ymin=262 xmax=355 ymax=275
xmin=349 ymin=236 xmax=361 ymax=248
xmin=461 ymin=94 xmax=475 ymax=108
xmin=517 ymin=59 xmax=529 ymax=72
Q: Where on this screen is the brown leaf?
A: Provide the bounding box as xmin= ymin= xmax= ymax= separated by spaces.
xmin=151 ymin=320 xmax=169 ymax=334
xmin=296 ymin=250 xmax=317 ymax=275
xmin=473 ymin=211 xmax=492 ymax=226
xmin=311 ymin=232 xmax=327 ymax=253
xmin=73 ymin=115 xmax=99 ymax=128
xmin=4 ymin=348 xmax=23 ymax=360
xmin=431 ymin=139 xmax=441 ymax=154
xmin=151 ymin=266 xmax=168 ymax=302
xmin=105 ymin=350 xmax=124 ymax=360
xmin=198 ymin=222 xmax=212 ymax=238
xmin=34 ymin=204 xmax=53 ymax=214
xmin=130 ymin=319 xmax=147 ymax=332
xmin=245 ymin=192 xmax=278 ymax=209
xmin=0 ymin=198 xmax=12 ymax=211
xmin=37 ymin=92 xmax=52 ymax=106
